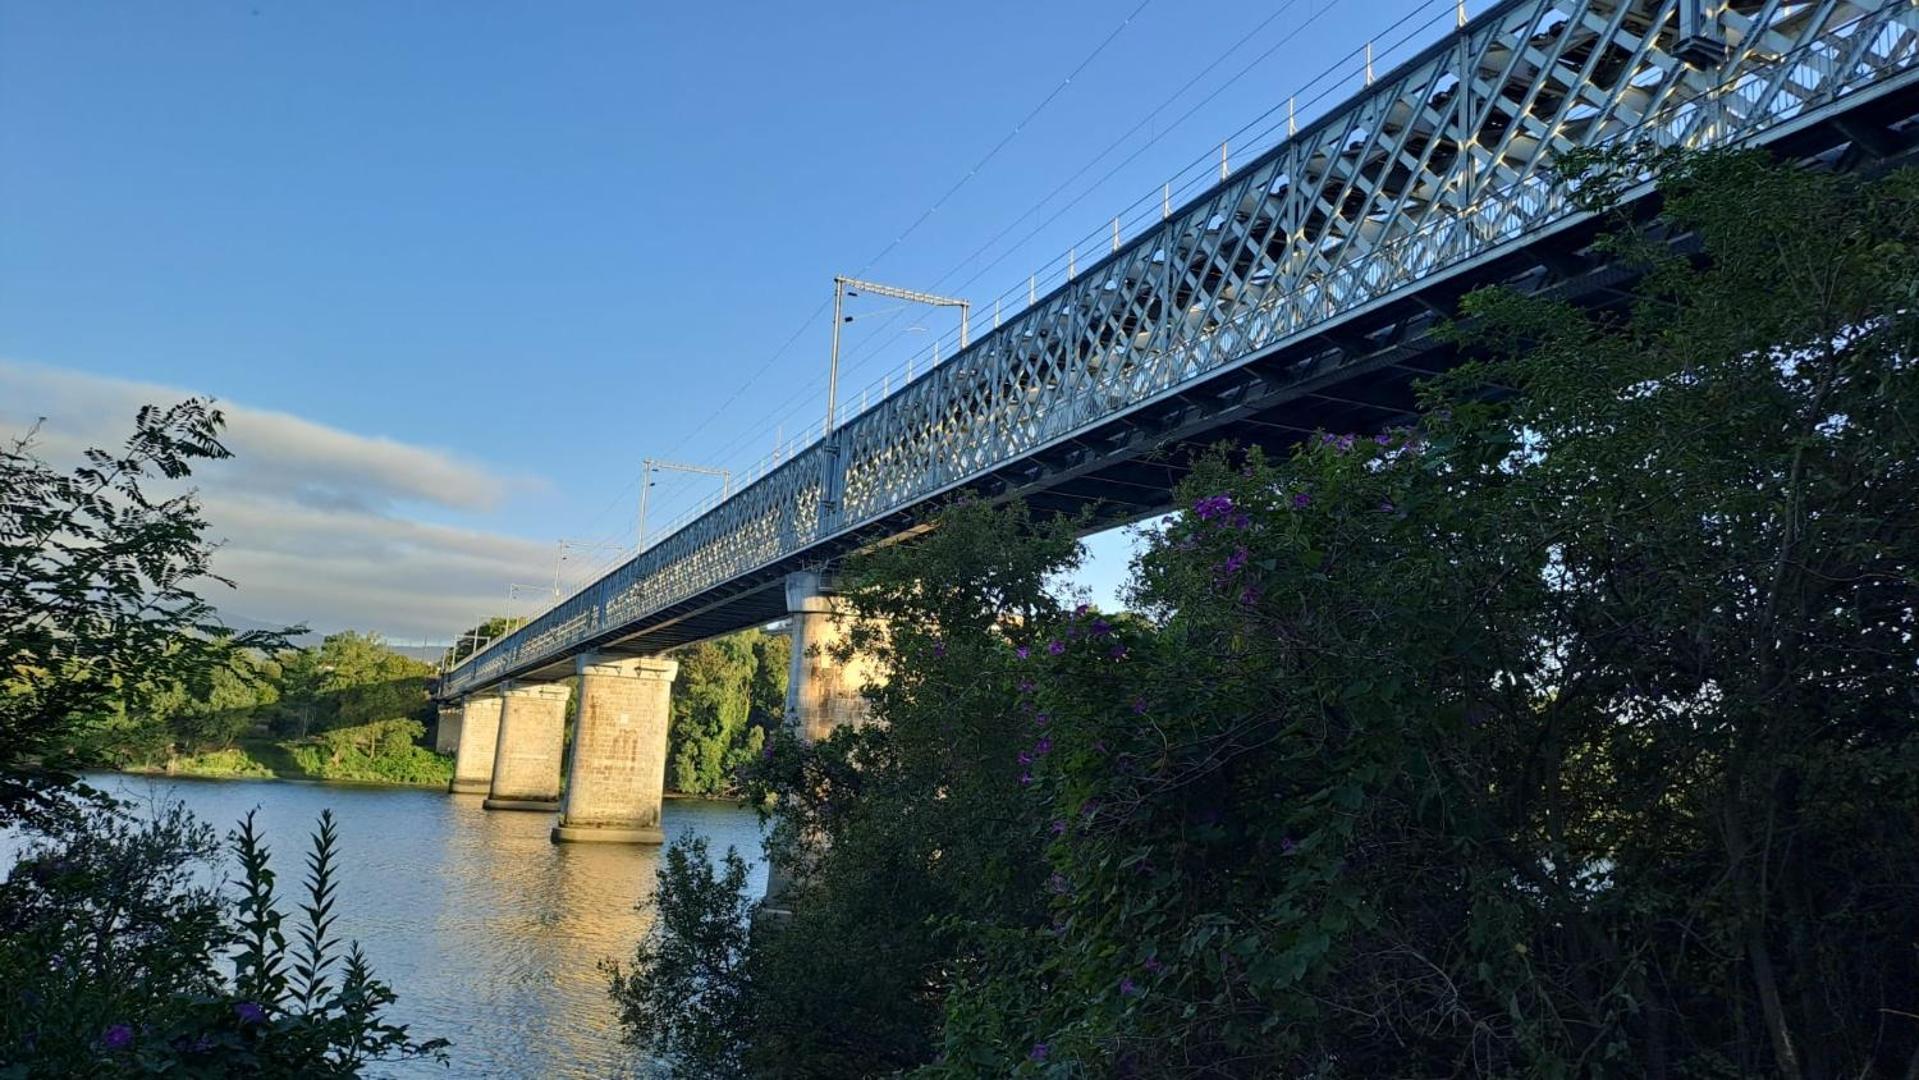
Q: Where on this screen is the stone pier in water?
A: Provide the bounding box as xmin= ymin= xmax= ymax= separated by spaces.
xmin=552 ymin=654 xmax=677 ymax=844
xmin=448 ymin=692 xmax=502 ymax=794
xmin=484 ymin=682 xmax=570 ymax=811
xmin=434 ymin=704 xmax=463 ymax=755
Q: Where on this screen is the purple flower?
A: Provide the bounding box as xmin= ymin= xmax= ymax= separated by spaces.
xmin=1073 ymin=603 xmax=1090 ymax=618
xmin=1030 ymin=1043 xmax=1050 ymax=1062
xmin=1280 ymin=836 xmax=1298 ymax=855
xmin=1108 ymin=644 xmax=1129 ymax=659
xmin=1378 ymin=499 xmax=1395 ymax=513
xmin=1017 ymin=679 xmax=1036 ymax=693
xmin=1047 ymin=640 xmax=1066 ymax=656
xmin=1335 ymin=433 xmax=1356 ymax=453
xmin=1019 ymin=772 xmax=1033 ymax=786
xmin=1017 ymin=750 xmax=1034 ymax=766
xmin=1034 ymin=737 xmax=1053 ymax=755
xmin=1374 ymin=432 xmax=1391 ymax=446
xmin=1120 ymin=977 xmax=1139 ymax=996
xmin=101 ymin=1024 xmax=134 ymax=1051
xmin=1090 ymin=619 xmax=1112 ymax=637
xmin=1222 ymin=546 xmax=1249 ymax=574
xmin=1238 ymin=586 xmax=1261 ymax=607
xmin=932 ymin=640 xmax=946 ymax=658
xmin=1048 ymin=871 xmax=1070 ymax=894
xmin=1050 ymin=819 xmax=1066 ymax=835
xmin=1291 ymin=492 xmax=1312 ymax=509
xmin=1016 ymin=645 xmax=1031 ymax=660
xmin=1143 ymin=956 xmax=1164 ymax=974
xmin=234 ymin=1001 xmax=266 ymax=1025
xmin=1193 ymin=494 xmax=1236 ymax=521
xmin=1131 ymin=697 xmax=1148 ymax=715
xmin=1034 ymin=713 xmax=1049 ymax=727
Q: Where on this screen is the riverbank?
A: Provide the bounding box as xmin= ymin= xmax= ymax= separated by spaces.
xmin=121 ymin=736 xmax=752 ymax=800
xmin=122 ymin=719 xmax=455 ymax=787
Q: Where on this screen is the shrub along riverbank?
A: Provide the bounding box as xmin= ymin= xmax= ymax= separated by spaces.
xmin=125 ymin=718 xmax=454 ymax=787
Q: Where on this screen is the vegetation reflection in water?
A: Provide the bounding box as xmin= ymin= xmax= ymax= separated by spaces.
xmin=62 ymin=773 xmax=765 ymax=1079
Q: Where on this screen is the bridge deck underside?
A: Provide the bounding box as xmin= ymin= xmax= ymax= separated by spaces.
xmin=446 ymin=0 xmax=1919 ymax=695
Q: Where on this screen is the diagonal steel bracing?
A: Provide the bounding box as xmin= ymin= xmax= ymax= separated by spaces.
xmin=441 ymin=0 xmax=1919 ymax=697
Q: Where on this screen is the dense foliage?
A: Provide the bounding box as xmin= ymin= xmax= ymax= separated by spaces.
xmin=1 ymin=807 xmax=447 ymax=1073
xmin=0 ymin=401 xmax=445 ymax=1074
xmin=668 ymin=628 xmax=788 ymax=795
xmin=613 ymin=151 xmax=1919 ymax=1078
xmin=0 ymin=401 xmax=290 ymax=824
xmin=103 ymin=630 xmax=454 ymax=785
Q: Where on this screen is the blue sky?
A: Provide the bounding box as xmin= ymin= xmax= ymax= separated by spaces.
xmin=1 ymin=0 xmax=1449 ymax=640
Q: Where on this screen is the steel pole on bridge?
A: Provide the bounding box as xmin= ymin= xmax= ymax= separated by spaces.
xmin=828 ymin=274 xmax=971 ymax=437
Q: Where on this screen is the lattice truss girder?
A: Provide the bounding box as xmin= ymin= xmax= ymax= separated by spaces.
xmin=444 ymin=0 xmax=1919 ymax=697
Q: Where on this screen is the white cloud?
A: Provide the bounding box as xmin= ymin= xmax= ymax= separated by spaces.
xmin=1 ymin=359 xmax=555 ymax=643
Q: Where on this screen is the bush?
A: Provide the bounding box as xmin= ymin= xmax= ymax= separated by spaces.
xmin=604 ymin=835 xmax=756 ymax=1078
xmin=0 ymin=800 xmax=446 ymax=1074
xmin=158 ymin=747 xmax=275 ymax=779
xmin=286 ymin=719 xmax=452 ymax=785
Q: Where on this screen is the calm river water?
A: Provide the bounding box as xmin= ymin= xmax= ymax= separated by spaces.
xmin=25 ymin=773 xmax=767 ymax=1078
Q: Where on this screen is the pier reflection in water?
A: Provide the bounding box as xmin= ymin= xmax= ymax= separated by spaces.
xmin=57 ymin=774 xmax=766 ymax=1079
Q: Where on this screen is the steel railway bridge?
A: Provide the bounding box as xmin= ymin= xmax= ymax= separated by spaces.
xmin=429 ymin=0 xmax=1919 ymax=841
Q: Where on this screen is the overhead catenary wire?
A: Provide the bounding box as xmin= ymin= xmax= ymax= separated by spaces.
xmin=642 ymin=0 xmax=1382 ymax=487
xmin=476 ymin=0 xmax=1465 ymax=650
xmin=558 ymin=0 xmax=1160 ymax=555
xmin=562 ymin=0 xmax=1454 ymax=577
xmin=819 ymin=0 xmax=1456 ymax=430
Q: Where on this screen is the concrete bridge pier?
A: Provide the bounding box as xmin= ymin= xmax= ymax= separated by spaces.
xmin=447 ymin=692 xmax=503 ymax=794
xmin=760 ymin=571 xmax=881 ymax=922
xmin=551 ymin=654 xmax=678 ymax=845
xmin=434 ymin=704 xmax=463 ymax=755
xmin=784 ymin=570 xmax=878 ymax=743
xmin=483 ymin=681 xmax=571 ymax=811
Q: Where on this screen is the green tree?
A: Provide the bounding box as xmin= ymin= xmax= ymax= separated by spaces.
xmin=0 ymin=402 xmax=445 ymax=1073
xmin=603 ymin=835 xmax=757 ymax=1079
xmin=748 ymin=630 xmax=789 ymax=729
xmin=668 ymin=631 xmax=761 ymax=795
xmin=0 ymin=401 xmax=294 ymax=822
xmin=615 ymin=501 xmax=1081 ymax=1074
xmin=168 ymin=651 xmax=283 ymax=752
xmin=273 ymin=632 xmax=431 ymax=737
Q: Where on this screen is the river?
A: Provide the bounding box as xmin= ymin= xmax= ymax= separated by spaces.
xmin=21 ymin=773 xmax=767 ymax=1078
